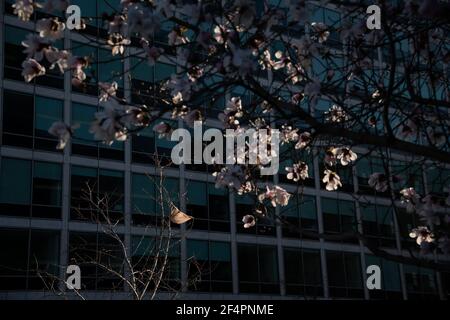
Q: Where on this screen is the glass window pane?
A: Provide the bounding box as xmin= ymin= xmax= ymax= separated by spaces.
xmin=210 ymin=241 xmax=231 ymax=262
xmin=33 ymin=162 xmax=62 ymax=206
xmin=132 ymin=173 xmax=156 ymax=214
xmin=187 ymin=240 xmax=209 ymax=261
xmin=187 ymin=181 xmax=207 ymax=205
xmin=35 ymin=96 xmax=63 ymax=138
xmin=259 ymin=246 xmax=279 ymax=283
xmin=0 ymin=158 xmax=31 ymax=204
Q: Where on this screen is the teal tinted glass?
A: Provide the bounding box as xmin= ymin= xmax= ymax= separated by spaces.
xmin=35 ymin=97 xmax=63 ymax=133
xmin=0 ymin=158 xmax=31 ymax=204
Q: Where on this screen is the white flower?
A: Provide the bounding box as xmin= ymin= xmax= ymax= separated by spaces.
xmin=409 ymin=226 xmax=435 ymax=245
xmin=99 ymin=82 xmax=118 ymax=102
xmin=213 ymin=25 xmax=230 ymax=44
xmin=218 ymin=97 xmax=243 ymax=128
xmin=280 ymin=125 xmax=299 ymax=144
xmin=167 ymin=74 xmax=194 ymax=102
xmin=141 ymin=39 xmax=164 ymax=66
xmin=107 ymin=33 xmax=131 ymax=56
xmin=258 ymin=186 xmax=291 ymax=207
xmin=153 ymin=122 xmax=173 ymax=139
xmin=12 ymin=0 xmax=38 ymax=21
xmin=336 ymin=147 xmax=357 ymax=166
xmin=294 ymin=132 xmax=311 ymax=149
xmin=47 ymin=49 xmax=70 ymax=73
xmin=212 ymin=166 xmax=251 ymax=194
xmin=400 ymin=187 xmax=420 ymax=213
xmin=368 ymin=173 xmax=388 ymax=192
xmin=311 ymin=22 xmax=330 ymax=43
xmin=69 ymin=56 xmax=88 ymax=86
xmin=90 ymin=106 xmax=128 ymax=145
xmin=36 ymin=18 xmax=66 ymax=40
xmin=286 ymin=162 xmax=309 ymax=182
xmin=322 ymin=169 xmax=342 ymax=191
xmin=184 ymin=109 xmax=203 ymax=128
xmin=48 ymin=121 xmax=77 ymax=150
xmin=242 ymin=215 xmax=256 ymax=229
xmin=325 ymin=105 xmax=349 ymax=123
xmin=21 ymin=58 xmax=46 ymax=82
xmin=324 ymin=147 xmax=338 ymax=166
xmin=168 ymin=29 xmax=189 ymax=46
xmin=22 ymin=34 xmax=51 ymax=61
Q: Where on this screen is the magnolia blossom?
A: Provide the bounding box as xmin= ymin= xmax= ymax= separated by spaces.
xmin=322 ymin=169 xmax=342 ymax=191
xmin=336 ymin=147 xmax=357 ymax=166
xmin=167 ymin=74 xmax=194 ymax=102
xmin=409 ymin=226 xmax=435 ymax=245
xmin=212 ymin=166 xmax=251 ymax=194
xmin=99 ymin=82 xmax=118 ymax=102
xmin=324 ymin=147 xmax=338 ymax=166
xmin=400 ymin=187 xmax=420 ymax=213
xmin=218 ymin=97 xmax=244 ymax=128
xmin=141 ymin=39 xmax=164 ymax=66
xmin=184 ymin=109 xmax=203 ymax=128
xmin=242 ymin=215 xmax=256 ymax=229
xmin=286 ymin=162 xmax=309 ymax=182
xmin=90 ymin=106 xmax=128 ymax=145
xmin=21 ymin=58 xmax=46 ymax=82
xmin=12 ymin=0 xmax=37 ymax=21
xmin=258 ymin=186 xmax=291 ymax=207
xmin=325 ymin=105 xmax=349 ymax=123
xmin=22 ymin=34 xmax=51 ymax=61
xmin=107 ymin=33 xmax=131 ymax=56
xmin=295 ymin=132 xmax=312 ymax=150
xmin=280 ymin=125 xmax=299 ymax=145
xmin=311 ymin=22 xmax=330 ymax=43
xmin=47 ymin=49 xmax=70 ymax=73
xmin=69 ymin=56 xmax=88 ymax=86
xmin=153 ymin=122 xmax=173 ymax=140
xmin=36 ymin=18 xmax=66 ymax=40
xmin=368 ymin=173 xmax=388 ymax=192
xmin=168 ymin=29 xmax=189 ymax=46
xmin=213 ymin=25 xmax=230 ymax=44
xmin=48 ymin=121 xmax=76 ymax=150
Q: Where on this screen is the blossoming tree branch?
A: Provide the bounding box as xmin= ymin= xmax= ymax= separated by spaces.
xmin=10 ymin=0 xmax=450 ymax=270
